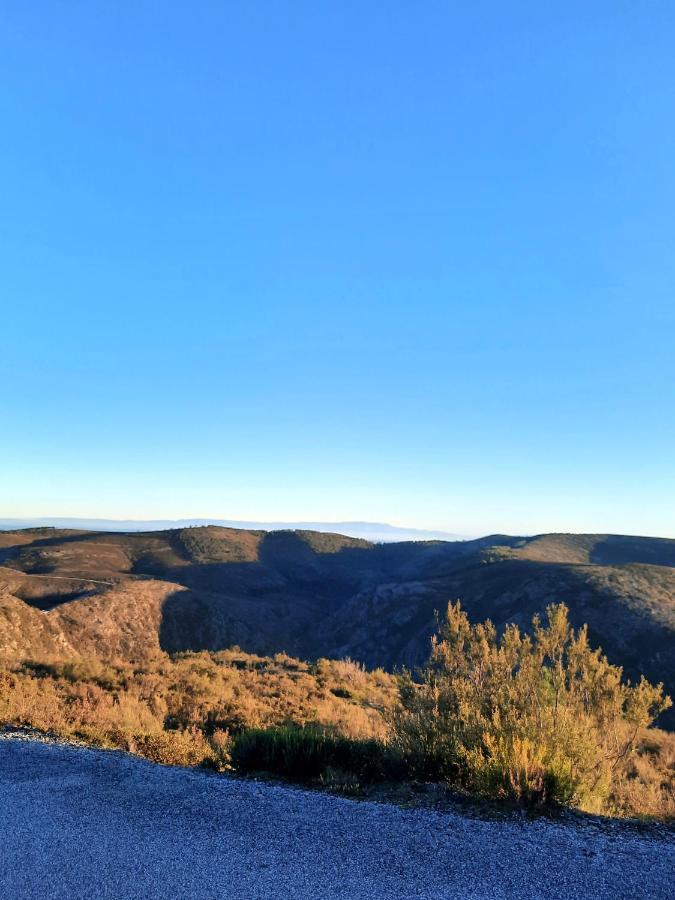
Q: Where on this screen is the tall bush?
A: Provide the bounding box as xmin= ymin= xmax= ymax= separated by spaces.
xmin=391 ymin=602 xmax=671 ymax=809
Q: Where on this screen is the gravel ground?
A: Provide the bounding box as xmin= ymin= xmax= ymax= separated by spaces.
xmin=0 ymin=736 xmax=673 ymax=899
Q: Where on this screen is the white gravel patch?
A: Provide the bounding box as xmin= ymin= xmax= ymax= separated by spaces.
xmin=0 ymin=736 xmax=672 ymax=899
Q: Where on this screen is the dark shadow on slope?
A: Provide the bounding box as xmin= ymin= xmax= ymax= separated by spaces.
xmin=590 ymin=535 xmax=675 ymax=568
xmin=155 ymin=533 xmax=499 ymax=659
xmin=13 ymin=586 xmax=100 ymax=611
xmin=158 ymin=584 xmax=316 ymax=658
xmin=0 ymin=548 xmax=19 ymax=565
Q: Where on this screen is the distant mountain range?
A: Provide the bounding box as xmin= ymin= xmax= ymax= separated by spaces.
xmin=0 ymin=525 xmax=673 ymax=726
xmin=0 ymin=517 xmax=468 ymax=543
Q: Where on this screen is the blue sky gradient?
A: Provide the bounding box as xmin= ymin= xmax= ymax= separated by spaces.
xmin=2 ymin=3 xmax=674 ymax=536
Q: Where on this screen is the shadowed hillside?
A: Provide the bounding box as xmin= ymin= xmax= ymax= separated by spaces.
xmin=0 ymin=526 xmax=673 ymax=725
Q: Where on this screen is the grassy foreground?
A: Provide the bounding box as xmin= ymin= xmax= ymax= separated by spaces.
xmin=0 ymin=606 xmax=673 ymax=820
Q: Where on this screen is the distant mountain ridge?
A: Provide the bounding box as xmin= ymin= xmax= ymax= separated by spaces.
xmin=0 ymin=518 xmax=468 ymax=544
xmin=0 ymin=526 xmax=673 ymax=726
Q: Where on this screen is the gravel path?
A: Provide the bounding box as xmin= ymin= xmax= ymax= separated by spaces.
xmin=0 ymin=737 xmax=672 ymax=899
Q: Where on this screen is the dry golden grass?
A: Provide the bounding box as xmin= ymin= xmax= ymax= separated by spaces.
xmin=609 ymin=729 xmax=675 ymax=819
xmin=0 ymin=649 xmax=395 ymax=767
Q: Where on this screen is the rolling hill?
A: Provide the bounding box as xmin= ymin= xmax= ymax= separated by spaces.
xmin=1 ymin=526 xmax=674 ymax=724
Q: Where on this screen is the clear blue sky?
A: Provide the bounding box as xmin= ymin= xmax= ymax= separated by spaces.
xmin=2 ymin=3 xmax=674 ymax=537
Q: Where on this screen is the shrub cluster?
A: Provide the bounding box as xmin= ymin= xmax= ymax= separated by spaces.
xmin=0 ymin=608 xmax=672 ymax=818
xmin=230 ymin=724 xmax=404 ymax=783
xmin=390 ymin=602 xmax=671 ymax=810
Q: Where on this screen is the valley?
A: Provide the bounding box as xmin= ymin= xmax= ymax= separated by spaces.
xmin=1 ymin=525 xmax=673 ymax=725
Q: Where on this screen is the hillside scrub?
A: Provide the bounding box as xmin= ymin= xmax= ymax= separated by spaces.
xmin=0 ymin=617 xmax=673 ymax=819
xmin=390 ymin=602 xmax=672 ymax=812
xmin=0 ymin=651 xmax=394 ymax=767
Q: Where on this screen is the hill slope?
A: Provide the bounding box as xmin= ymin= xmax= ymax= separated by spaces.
xmin=1 ymin=526 xmax=673 ymax=724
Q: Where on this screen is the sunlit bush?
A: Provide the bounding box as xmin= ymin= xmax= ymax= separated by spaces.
xmin=391 ymin=602 xmax=671 ymax=809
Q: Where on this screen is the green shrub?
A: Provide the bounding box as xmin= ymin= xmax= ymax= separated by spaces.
xmin=231 ymin=724 xmax=330 ymax=777
xmin=230 ymin=723 xmax=404 ymax=782
xmin=391 ymin=602 xmax=671 ymax=810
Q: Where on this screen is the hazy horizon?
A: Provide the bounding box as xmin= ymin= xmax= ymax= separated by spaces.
xmin=2 ymin=514 xmax=675 ymax=543
xmin=2 ymin=4 xmax=674 ymax=537
xmin=0 ymin=515 xmax=473 ymax=542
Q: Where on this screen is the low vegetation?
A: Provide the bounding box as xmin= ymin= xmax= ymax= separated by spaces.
xmin=0 ymin=650 xmax=394 ymax=766
xmin=0 ymin=605 xmax=672 ymax=820
xmin=230 ymin=724 xmax=405 ymax=786
xmin=391 ymin=602 xmax=672 ymax=814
